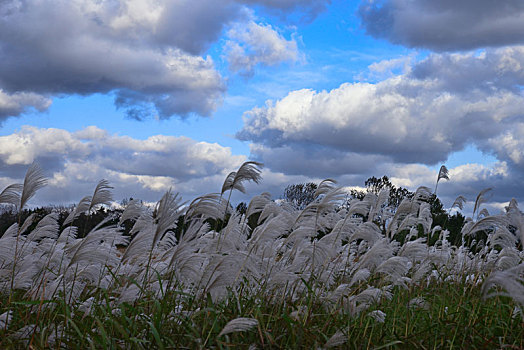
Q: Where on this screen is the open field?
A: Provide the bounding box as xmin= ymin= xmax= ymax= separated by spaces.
xmin=0 ymin=163 xmax=523 ymax=348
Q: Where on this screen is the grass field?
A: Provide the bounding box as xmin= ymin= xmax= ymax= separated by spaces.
xmin=0 ymin=163 xmax=523 ymax=348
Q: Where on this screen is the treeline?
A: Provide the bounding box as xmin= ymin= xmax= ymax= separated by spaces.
xmin=1 ymin=174 xmax=492 ymax=250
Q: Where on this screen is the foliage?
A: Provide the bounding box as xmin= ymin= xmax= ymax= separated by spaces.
xmin=283 ymin=182 xmax=318 ymax=210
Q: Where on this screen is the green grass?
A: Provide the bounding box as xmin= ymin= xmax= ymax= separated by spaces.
xmin=1 ymin=279 xmax=522 ymax=349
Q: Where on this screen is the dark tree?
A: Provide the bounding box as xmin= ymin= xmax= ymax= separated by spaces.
xmin=283 ymin=182 xmax=318 ymax=210
xmin=350 ymin=176 xmax=413 ymax=209
xmin=236 ymin=202 xmax=247 ymax=215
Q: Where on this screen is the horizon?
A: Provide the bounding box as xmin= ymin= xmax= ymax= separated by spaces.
xmin=1 ymin=0 xmax=523 ymax=215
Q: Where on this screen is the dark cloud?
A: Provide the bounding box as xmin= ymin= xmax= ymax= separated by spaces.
xmin=239 ymin=0 xmax=331 ymax=21
xmin=248 ymin=144 xmax=389 ymax=177
xmin=0 ymin=0 xmax=331 ymax=122
xmin=0 ymin=1 xmax=227 ymax=121
xmin=358 ymin=0 xmax=524 ymax=51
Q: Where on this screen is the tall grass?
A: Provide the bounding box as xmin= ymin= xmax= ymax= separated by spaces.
xmin=0 ymin=162 xmax=523 ymax=348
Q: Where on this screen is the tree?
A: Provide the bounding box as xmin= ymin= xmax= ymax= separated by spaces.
xmin=350 ymin=176 xmax=413 ymax=209
xmin=283 ymin=182 xmax=318 ymax=210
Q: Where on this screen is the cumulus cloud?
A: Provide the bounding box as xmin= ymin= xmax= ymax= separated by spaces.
xmin=0 ymin=0 xmax=327 ymax=122
xmin=0 ymin=90 xmax=51 ymax=119
xmin=238 ymin=47 xmax=524 ymax=165
xmin=0 ymin=0 xmax=230 ymax=121
xmin=358 ymin=0 xmax=524 ymax=51
xmin=225 ymin=21 xmax=300 ymax=76
xmin=0 ymin=126 xmax=245 ymax=204
xmin=237 ymin=46 xmax=524 ymax=205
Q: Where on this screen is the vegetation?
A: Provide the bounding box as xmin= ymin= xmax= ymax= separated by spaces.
xmin=0 ymin=163 xmax=523 ymax=348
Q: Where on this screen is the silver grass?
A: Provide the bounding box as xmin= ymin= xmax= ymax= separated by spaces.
xmin=90 ymin=179 xmax=113 ymax=211
xmin=64 ymin=179 xmax=113 ymax=225
xmin=221 ymin=161 xmax=263 ymax=194
xmin=118 ymin=284 xmax=142 ymax=304
xmin=0 ymin=183 xmax=23 ymax=207
xmin=295 ymin=186 xmax=346 ymax=229
xmin=495 ymin=248 xmax=521 ymax=270
xmin=119 ymin=198 xmax=144 ymax=224
xmin=348 ymin=287 xmax=383 ymax=312
xmin=434 ymin=165 xmax=449 ymax=194
xmin=218 ymin=317 xmax=259 ymax=336
xmin=2 ymin=223 xmax=19 ymax=238
xmin=57 ymin=226 xmax=78 ymax=244
xmin=27 ymin=212 xmax=59 ymax=241
xmin=19 ymin=213 xmax=37 ymax=236
xmin=369 ymin=188 xmax=390 ymax=223
xmin=349 ymin=221 xmax=383 ymax=245
xmin=417 ymin=202 xmax=433 ymax=234
xmin=355 ymin=238 xmax=394 ymax=271
xmin=329 ymin=283 xmax=353 ymax=301
xmin=367 ymin=310 xmax=386 ymax=323
xmin=324 ymin=330 xmax=347 ymax=348
xmin=482 ymin=263 xmax=524 ymax=306
xmin=506 ymin=198 xmax=524 ymax=245
xmin=246 ymin=192 xmax=272 ymax=218
xmin=0 ymin=236 xmax=17 ymax=264
xmin=376 ymin=256 xmax=410 ymax=281
xmin=398 ymin=238 xmax=428 ymax=261
xmin=461 ymin=215 xmax=509 ymax=237
xmin=186 ymin=193 xmax=228 ymax=220
xmin=68 ymin=225 xmax=123 ymax=266
xmin=478 ymin=208 xmax=490 ymax=219
xmin=19 ymin=163 xmax=48 ymax=210
xmin=408 ymin=297 xmax=429 ymax=310
xmin=488 ymin=228 xmax=517 ymax=249
xmin=413 ymin=186 xmax=432 ymax=202
xmin=473 ymin=188 xmax=492 ymax=218
xmin=121 ymin=213 xmax=154 ymax=263
xmin=152 ymin=190 xmax=185 ymax=249
xmin=451 ymin=195 xmax=467 ymax=210
xmin=12 ymin=261 xmax=40 ymax=290
xmin=63 ymin=196 xmax=91 ymax=226
xmin=0 ymin=310 xmax=13 ymax=328
xmin=314 ymin=179 xmax=337 ymax=198
xmin=349 ymin=268 xmax=371 ymax=287
xmin=346 ymin=194 xmax=374 ymax=218
xmin=387 ymin=197 xmax=417 ymax=237
xmin=257 ymin=201 xmax=284 ymax=225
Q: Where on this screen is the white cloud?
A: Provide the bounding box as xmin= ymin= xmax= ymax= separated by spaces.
xmin=0 ymin=90 xmax=51 ymax=119
xmin=0 ymin=0 xmax=328 ymax=122
xmin=0 ymin=126 xmax=246 ymax=204
xmin=225 ymin=21 xmax=299 ymax=76
xmin=238 ymin=47 xmax=524 ymax=167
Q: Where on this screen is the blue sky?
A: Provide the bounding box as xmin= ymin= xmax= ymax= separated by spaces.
xmin=0 ymin=0 xmax=523 ymax=213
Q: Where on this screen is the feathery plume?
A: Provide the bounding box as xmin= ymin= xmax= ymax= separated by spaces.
xmin=434 ymin=165 xmax=449 ymax=194
xmin=451 ymin=195 xmax=467 ymax=211
xmin=324 ymin=330 xmax=347 ymax=348
xmin=218 ymin=317 xmax=259 ymax=336
xmin=0 ymin=183 xmax=23 ymax=207
xmin=221 ymin=161 xmax=263 ymax=194
xmin=19 ymin=163 xmax=48 ymax=210
xmin=64 ymin=179 xmax=114 ymax=226
xmin=473 ymin=188 xmax=492 ymax=219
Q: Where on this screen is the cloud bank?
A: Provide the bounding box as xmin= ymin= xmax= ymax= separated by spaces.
xmin=358 ymin=0 xmax=524 ymax=51
xmin=0 ymin=0 xmax=329 ymax=122
xmin=238 ymin=47 xmax=524 ymax=204
xmin=0 ymin=126 xmax=245 ymax=204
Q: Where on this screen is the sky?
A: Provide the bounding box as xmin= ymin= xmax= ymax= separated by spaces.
xmin=1 ymin=0 xmax=523 ymax=214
